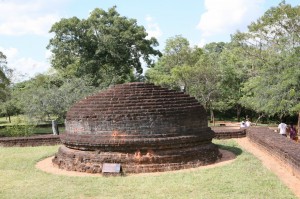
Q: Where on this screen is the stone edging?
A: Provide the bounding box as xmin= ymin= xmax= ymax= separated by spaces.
xmin=212 ymin=127 xmax=246 ymax=139
xmin=246 ymin=127 xmax=300 ymax=179
xmin=0 ymin=127 xmax=247 ymax=147
xmin=0 ymin=135 xmax=61 ymax=147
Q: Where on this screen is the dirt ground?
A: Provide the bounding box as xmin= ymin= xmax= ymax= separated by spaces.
xmin=36 ymin=137 xmax=300 ymax=198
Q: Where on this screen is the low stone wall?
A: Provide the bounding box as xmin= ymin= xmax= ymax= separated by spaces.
xmin=246 ymin=127 xmax=300 ymax=179
xmin=212 ymin=127 xmax=246 ymax=139
xmin=0 ymin=127 xmax=245 ymax=147
xmin=0 ymin=135 xmax=61 ymax=147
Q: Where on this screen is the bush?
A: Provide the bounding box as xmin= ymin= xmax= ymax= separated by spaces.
xmin=1 ymin=117 xmax=35 ymax=137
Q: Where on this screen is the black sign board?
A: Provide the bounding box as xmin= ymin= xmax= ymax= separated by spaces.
xmin=102 ymin=163 xmax=121 ymax=173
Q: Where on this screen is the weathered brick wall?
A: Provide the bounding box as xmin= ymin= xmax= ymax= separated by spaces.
xmin=53 ymin=143 xmax=221 ymax=173
xmin=247 ymin=127 xmax=300 ymax=179
xmin=213 ymin=128 xmax=246 ymax=139
xmin=0 ymin=135 xmax=61 ymax=147
xmin=64 ymin=83 xmax=211 ymax=145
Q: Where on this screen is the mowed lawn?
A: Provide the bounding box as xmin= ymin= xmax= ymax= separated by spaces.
xmin=0 ymin=140 xmax=296 ymax=199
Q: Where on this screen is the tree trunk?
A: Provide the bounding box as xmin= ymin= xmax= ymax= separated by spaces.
xmin=255 ymin=113 xmax=264 ymax=126
xmin=236 ymin=105 xmax=242 ymax=122
xmin=52 ymin=120 xmax=59 ymax=135
xmin=210 ymin=109 xmax=215 ymax=126
xmin=8 ymin=114 xmax=11 ymax=123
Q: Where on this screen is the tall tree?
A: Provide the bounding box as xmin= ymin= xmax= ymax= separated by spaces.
xmin=14 ymin=74 xmax=96 ymax=121
xmin=234 ymin=2 xmax=300 ymax=127
xmin=0 ymin=51 xmax=10 ymax=100
xmin=146 ymin=35 xmax=202 ymax=90
xmin=47 ymin=6 xmax=161 ymax=87
xmin=147 ymin=37 xmax=225 ymax=122
xmin=217 ymin=42 xmax=256 ymax=121
xmin=0 ymin=51 xmax=15 ymax=122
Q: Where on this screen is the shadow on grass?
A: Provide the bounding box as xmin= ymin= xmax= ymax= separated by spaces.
xmin=216 ymin=144 xmax=243 ymax=156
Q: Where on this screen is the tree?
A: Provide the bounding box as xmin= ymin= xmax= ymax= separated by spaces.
xmin=0 ymin=51 xmax=10 ymax=101
xmin=0 ymin=51 xmax=15 ymax=122
xmin=147 ymin=37 xmax=225 ymax=122
xmin=184 ymin=43 xmax=226 ymax=123
xmin=217 ymin=42 xmax=257 ymax=121
xmin=234 ymin=2 xmax=300 ymax=128
xmin=47 ymin=6 xmax=161 ymax=86
xmin=14 ymin=74 xmax=96 ymax=121
xmin=146 ymin=35 xmax=202 ymax=90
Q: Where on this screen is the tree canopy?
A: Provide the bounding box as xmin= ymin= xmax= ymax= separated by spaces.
xmin=234 ymin=1 xmax=300 ymax=118
xmin=146 ymin=2 xmax=300 ymax=125
xmin=12 ymin=74 xmax=96 ymax=121
xmin=0 ymin=51 xmax=10 ymax=101
xmin=47 ymin=6 xmax=161 ymax=87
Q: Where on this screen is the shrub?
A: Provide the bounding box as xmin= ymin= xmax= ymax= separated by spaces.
xmin=2 ymin=117 xmax=35 ymax=137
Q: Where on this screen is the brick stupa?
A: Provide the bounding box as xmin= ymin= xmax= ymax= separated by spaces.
xmin=52 ymin=82 xmax=221 ymax=173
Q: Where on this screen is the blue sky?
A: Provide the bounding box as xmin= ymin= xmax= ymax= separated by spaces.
xmin=0 ymin=0 xmax=299 ymax=81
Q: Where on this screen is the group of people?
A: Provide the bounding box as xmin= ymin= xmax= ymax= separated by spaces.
xmin=240 ymin=119 xmax=298 ymax=141
xmin=278 ymin=121 xmax=298 ymax=141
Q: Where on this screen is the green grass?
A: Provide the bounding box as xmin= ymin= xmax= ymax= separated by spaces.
xmin=0 ymin=140 xmax=296 ymax=199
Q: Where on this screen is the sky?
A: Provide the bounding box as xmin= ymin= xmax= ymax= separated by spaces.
xmin=0 ymin=0 xmax=299 ymax=82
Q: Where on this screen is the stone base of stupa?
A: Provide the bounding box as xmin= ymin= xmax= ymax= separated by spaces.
xmin=52 ymin=143 xmax=221 ymax=173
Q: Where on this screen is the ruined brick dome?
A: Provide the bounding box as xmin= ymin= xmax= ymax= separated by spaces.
xmin=53 ymin=82 xmax=221 ymax=173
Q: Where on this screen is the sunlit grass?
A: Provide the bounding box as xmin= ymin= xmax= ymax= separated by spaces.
xmin=0 ymin=140 xmax=296 ymax=199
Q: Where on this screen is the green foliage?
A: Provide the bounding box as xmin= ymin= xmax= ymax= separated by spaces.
xmin=1 ymin=117 xmax=35 ymax=137
xmin=47 ymin=6 xmax=161 ymax=86
xmin=146 ymin=35 xmax=204 ymax=90
xmin=235 ymin=2 xmax=300 ymax=117
xmin=0 ymin=51 xmax=11 ymax=102
xmin=13 ymin=73 xmax=97 ymax=121
xmin=147 ymin=36 xmax=236 ymax=121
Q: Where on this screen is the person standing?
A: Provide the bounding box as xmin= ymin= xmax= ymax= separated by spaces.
xmin=278 ymin=121 xmax=287 ymax=137
xmin=240 ymin=121 xmax=246 ymax=128
xmin=289 ymin=124 xmax=297 ymax=141
xmin=245 ymin=119 xmax=251 ymax=127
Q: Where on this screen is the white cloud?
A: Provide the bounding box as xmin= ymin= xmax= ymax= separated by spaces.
xmin=0 ymin=47 xmax=18 ymax=60
xmin=145 ymin=15 xmax=162 ymax=39
xmin=198 ymin=38 xmax=207 ymax=48
xmin=45 ymin=50 xmax=53 ymax=60
xmin=13 ymin=57 xmax=50 ymax=77
xmin=0 ymin=46 xmax=50 ymax=81
xmin=0 ymin=0 xmax=64 ymax=36
xmin=197 ymin=0 xmax=264 ymax=44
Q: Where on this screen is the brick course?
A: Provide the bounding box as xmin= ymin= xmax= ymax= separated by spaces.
xmin=0 ymin=135 xmax=60 ymax=147
xmin=213 ymin=128 xmax=246 ymax=139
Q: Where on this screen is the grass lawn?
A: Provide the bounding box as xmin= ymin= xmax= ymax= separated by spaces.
xmin=0 ymin=140 xmax=296 ymax=199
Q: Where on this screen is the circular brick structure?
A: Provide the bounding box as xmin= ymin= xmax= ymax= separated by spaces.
xmin=53 ymin=82 xmax=221 ymax=173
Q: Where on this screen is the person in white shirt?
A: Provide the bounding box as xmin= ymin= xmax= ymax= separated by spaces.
xmin=245 ymin=119 xmax=251 ymax=127
xmin=278 ymin=122 xmax=287 ymax=137
xmin=240 ymin=121 xmax=246 ymax=128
